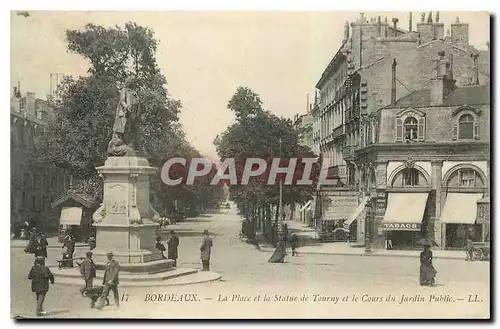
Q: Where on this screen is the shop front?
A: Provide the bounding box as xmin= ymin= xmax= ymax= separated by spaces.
xmin=381 ymin=193 xmax=429 ymax=250
xmin=343 ymin=197 xmax=368 ymax=245
xmin=476 ymin=196 xmax=490 ymax=242
xmin=440 ymin=193 xmax=483 ymax=250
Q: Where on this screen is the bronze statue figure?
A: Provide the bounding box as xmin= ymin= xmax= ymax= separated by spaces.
xmin=108 ymin=77 xmax=138 ymax=157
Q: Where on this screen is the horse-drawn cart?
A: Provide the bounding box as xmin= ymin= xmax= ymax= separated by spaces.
xmin=471 ymin=242 xmax=490 ymax=261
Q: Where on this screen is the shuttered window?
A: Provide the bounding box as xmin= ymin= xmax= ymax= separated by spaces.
xmin=417 ymin=117 xmax=426 ymax=141
xmin=396 ymin=118 xmax=403 ymax=142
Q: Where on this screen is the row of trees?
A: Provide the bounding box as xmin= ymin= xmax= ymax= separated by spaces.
xmin=36 ymin=22 xmax=225 ymax=218
xmin=214 ymin=87 xmax=319 ymax=242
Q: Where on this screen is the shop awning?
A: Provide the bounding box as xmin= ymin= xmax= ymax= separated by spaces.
xmin=344 ymin=198 xmax=367 ymax=229
xmin=382 ymin=193 xmax=428 ymax=231
xmin=60 ymin=206 xmax=83 ymax=226
xmin=440 ymin=193 xmax=483 ymax=224
xmin=300 ymin=200 xmax=312 ymax=212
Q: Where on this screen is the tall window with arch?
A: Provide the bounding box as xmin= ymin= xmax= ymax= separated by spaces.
xmin=458 ymin=114 xmax=474 ymax=139
xmin=396 ymin=114 xmax=426 ymax=142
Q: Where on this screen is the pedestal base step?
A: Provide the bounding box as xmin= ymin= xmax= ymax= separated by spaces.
xmin=52 ymin=267 xmax=221 ymax=287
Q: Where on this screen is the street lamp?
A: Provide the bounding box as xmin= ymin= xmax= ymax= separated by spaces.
xmin=364 ymin=196 xmax=372 ymax=253
xmin=277 ymin=137 xmax=284 ymax=240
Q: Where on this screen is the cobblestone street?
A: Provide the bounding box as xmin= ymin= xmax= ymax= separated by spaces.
xmin=11 ymin=207 xmax=490 ymax=319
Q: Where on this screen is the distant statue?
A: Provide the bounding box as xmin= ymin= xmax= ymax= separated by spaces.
xmin=436 ymin=12 xmax=440 ymax=23
xmin=427 ymin=12 xmax=433 ymax=23
xmin=421 ymin=13 xmax=425 ymax=23
xmin=344 ymin=21 xmax=349 ymax=40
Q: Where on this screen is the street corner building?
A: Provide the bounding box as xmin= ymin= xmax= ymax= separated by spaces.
xmin=10 ymin=84 xmax=73 ymax=234
xmin=297 ymin=12 xmax=490 ymax=250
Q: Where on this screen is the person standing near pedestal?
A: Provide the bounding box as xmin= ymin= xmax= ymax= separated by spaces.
xmin=168 ymin=230 xmax=179 ymax=267
xmin=200 ymin=230 xmax=213 ymax=271
xmin=28 ymin=256 xmax=54 ymax=317
xmin=96 ymin=252 xmax=120 ymax=310
xmin=78 ymin=252 xmax=96 ymax=296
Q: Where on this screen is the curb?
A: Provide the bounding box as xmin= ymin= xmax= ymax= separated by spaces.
xmin=256 ymin=244 xmax=466 ymax=261
xmin=10 ymin=244 xmax=89 ymax=249
xmin=53 ymin=273 xmax=222 ymax=288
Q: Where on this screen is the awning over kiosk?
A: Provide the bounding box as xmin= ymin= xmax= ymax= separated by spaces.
xmin=382 ymin=193 xmax=429 ymax=231
xmin=344 ymin=198 xmax=367 ymax=229
xmin=440 ymin=193 xmax=483 ymax=224
xmin=60 ymin=206 xmax=83 ymax=226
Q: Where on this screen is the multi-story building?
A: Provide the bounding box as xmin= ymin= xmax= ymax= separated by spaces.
xmin=356 ymin=51 xmax=490 ymax=250
xmin=10 ymin=85 xmax=71 ymax=233
xmin=312 ymin=12 xmax=490 ymax=245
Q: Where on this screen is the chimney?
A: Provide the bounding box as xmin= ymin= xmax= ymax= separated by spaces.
xmin=392 ymin=18 xmax=399 ymax=36
xmin=451 ymin=17 xmax=469 ymax=45
xmin=391 ymin=59 xmax=397 ymax=105
xmin=409 ymin=12 xmax=412 ymax=31
xmin=430 ymin=51 xmax=456 ymax=106
xmin=26 ymin=92 xmax=36 ymax=116
xmin=471 ymin=53 xmax=480 ymax=85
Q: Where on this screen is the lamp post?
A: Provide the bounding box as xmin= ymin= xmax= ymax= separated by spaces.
xmin=364 ymin=195 xmax=372 ymax=253
xmin=277 ymin=138 xmax=284 ymax=240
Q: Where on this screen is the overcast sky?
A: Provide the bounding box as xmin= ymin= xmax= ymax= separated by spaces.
xmin=10 ymin=11 xmax=490 ymax=160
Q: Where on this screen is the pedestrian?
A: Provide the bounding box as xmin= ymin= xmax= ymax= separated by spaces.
xmin=200 ymin=230 xmax=213 ymax=271
xmin=268 ymin=236 xmax=286 ymax=263
xmin=25 ymin=229 xmax=38 ymax=254
xmin=156 ymin=236 xmax=167 ymax=259
xmin=419 ymin=245 xmax=437 ymax=286
xmin=35 ymin=233 xmax=48 ymax=258
xmin=290 ymin=233 xmax=299 ymax=256
xmin=95 ymin=252 xmax=120 ymax=310
xmin=28 ymin=256 xmax=54 ymax=317
xmin=385 ymin=232 xmax=393 ymax=250
xmin=78 ymin=251 xmax=97 ymax=296
xmin=64 ymin=234 xmax=76 ymax=267
xmin=465 ymin=235 xmax=474 ymax=261
xmin=167 ymin=230 xmax=179 ymax=267
xmin=282 ymin=223 xmax=289 ymax=247
xmin=88 ymin=236 xmax=96 ymax=251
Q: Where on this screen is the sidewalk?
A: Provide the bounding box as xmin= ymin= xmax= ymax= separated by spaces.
xmin=257 ymin=220 xmax=468 ymax=261
xmin=10 ymin=236 xmax=88 ymax=249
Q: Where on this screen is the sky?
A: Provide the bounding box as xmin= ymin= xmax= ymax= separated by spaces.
xmin=10 ymin=11 xmax=490 ymax=160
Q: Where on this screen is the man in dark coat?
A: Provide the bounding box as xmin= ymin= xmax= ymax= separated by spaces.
xmin=200 ymin=230 xmax=213 ymax=271
xmin=290 ymin=233 xmax=299 ymax=256
xmin=96 ymin=252 xmax=120 ymax=310
xmin=28 ymin=256 xmax=54 ymax=316
xmin=35 ymin=233 xmax=48 ymax=258
xmin=78 ymin=251 xmax=97 ymax=295
xmin=168 ymin=230 xmax=179 ymax=267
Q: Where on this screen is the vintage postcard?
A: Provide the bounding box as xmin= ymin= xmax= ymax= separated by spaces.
xmin=10 ymin=10 xmax=490 ymax=319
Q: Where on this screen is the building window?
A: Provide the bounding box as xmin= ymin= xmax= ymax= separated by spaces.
xmin=458 ymin=169 xmax=476 ymax=187
xmin=404 ymin=117 xmax=418 ymax=141
xmin=402 ymin=168 xmax=419 ymax=186
xmin=458 ymin=114 xmax=474 ymax=140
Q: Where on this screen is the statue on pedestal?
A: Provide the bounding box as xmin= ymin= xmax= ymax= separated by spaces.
xmin=108 ymin=77 xmax=139 ymax=156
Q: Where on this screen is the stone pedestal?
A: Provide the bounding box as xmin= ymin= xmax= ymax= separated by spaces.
xmin=92 ymin=156 xmax=173 ymax=273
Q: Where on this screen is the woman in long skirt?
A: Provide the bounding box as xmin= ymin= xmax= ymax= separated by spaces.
xmin=269 ymin=237 xmax=286 ymax=263
xmin=420 ymin=245 xmax=437 ymax=286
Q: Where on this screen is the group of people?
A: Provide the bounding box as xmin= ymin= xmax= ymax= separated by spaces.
xmin=155 ymin=230 xmax=180 ymax=266
xmin=25 ymin=228 xmax=49 ymax=258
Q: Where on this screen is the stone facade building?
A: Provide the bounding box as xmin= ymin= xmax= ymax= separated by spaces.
xmin=357 ymin=52 xmax=490 ymax=250
xmin=311 ymin=12 xmax=489 ymax=246
xmin=10 ymin=86 xmax=71 ymax=233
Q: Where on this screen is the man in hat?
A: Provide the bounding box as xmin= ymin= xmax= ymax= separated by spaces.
xmin=28 ymin=256 xmax=54 ymax=316
xmin=96 ymin=252 xmax=120 ymax=310
xmin=78 ymin=251 xmax=97 ymax=295
xmin=200 ymin=230 xmax=213 ymax=271
xmin=167 ymin=230 xmax=179 ymax=267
